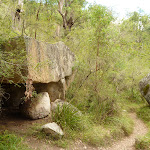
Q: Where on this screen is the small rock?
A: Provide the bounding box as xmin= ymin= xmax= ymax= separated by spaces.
xmin=83 ymin=145 xmax=87 ymax=149
xmin=41 ymin=122 xmax=64 ymax=138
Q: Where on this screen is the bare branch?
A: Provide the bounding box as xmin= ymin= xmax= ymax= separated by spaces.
xmin=69 ymin=0 xmax=74 ymax=7
xmin=58 ymin=9 xmax=64 ymax=17
xmin=79 ymin=69 xmax=100 ymax=89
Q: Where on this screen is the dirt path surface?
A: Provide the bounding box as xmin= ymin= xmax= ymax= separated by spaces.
xmin=102 ymin=113 xmax=148 ymax=150
xmin=0 ymin=109 xmax=148 ymax=150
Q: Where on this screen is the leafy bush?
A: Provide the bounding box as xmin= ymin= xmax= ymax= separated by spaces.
xmin=66 ymin=77 xmax=121 ymax=124
xmin=137 ymin=106 xmax=150 ymax=122
xmin=89 ymin=97 xmax=120 ymax=123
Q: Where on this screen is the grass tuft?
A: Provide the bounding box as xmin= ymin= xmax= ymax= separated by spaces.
xmin=135 ymin=132 xmax=150 ymax=150
xmin=52 ymin=104 xmax=88 ymax=131
xmin=82 ymin=125 xmax=111 ymax=146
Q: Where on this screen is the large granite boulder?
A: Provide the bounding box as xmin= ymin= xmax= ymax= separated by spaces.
xmin=41 ymin=122 xmax=64 ymax=139
xmin=20 ymin=92 xmax=50 ymax=119
xmin=1 ymin=36 xmax=75 ymax=106
xmin=139 ymin=73 xmax=150 ymax=105
xmin=25 ymin=37 xmax=75 ymax=83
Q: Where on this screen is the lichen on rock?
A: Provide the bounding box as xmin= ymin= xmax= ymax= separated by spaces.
xmin=139 ymin=73 xmax=150 ymax=105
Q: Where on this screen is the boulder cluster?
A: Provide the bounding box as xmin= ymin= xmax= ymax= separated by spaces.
xmin=20 ymin=92 xmax=81 ymax=138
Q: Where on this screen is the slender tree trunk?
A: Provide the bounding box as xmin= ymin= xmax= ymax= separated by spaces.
xmin=18 ymin=0 xmax=23 ymax=11
xmin=96 ymin=38 xmax=100 ymax=72
xmin=56 ymin=0 xmax=64 ymax=36
xmin=35 ymin=4 xmax=40 ymax=39
xmin=95 ymin=35 xmax=100 ymax=91
xmin=13 ymin=0 xmax=24 ymax=31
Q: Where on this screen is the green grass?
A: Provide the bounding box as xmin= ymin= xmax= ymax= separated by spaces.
xmin=82 ymin=113 xmax=134 ymax=147
xmin=0 ymin=130 xmax=30 ymax=150
xmin=52 ymin=104 xmax=89 ymax=131
xmin=106 ymin=113 xmax=134 ymax=136
xmin=135 ymin=106 xmax=150 ymax=150
xmin=26 ymin=123 xmax=72 ymax=148
xmin=135 ymin=132 xmax=150 ymax=150
xmin=51 ymin=104 xmax=134 ymax=147
xmin=25 ymin=103 xmax=134 ymax=149
xmin=82 ymin=125 xmax=111 ymax=146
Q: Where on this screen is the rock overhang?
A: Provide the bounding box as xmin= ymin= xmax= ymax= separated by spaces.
xmin=0 ymin=36 xmax=75 ymax=84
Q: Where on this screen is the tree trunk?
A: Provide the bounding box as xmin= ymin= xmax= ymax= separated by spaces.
xmin=95 ymin=35 xmax=100 ymax=92
xmin=13 ymin=0 xmax=24 ymax=31
xmin=58 ymin=0 xmax=75 ymax=31
xmin=35 ymin=1 xmax=42 ymax=39
xmin=56 ymin=0 xmax=64 ymax=36
xmin=18 ymin=0 xmax=24 ymax=11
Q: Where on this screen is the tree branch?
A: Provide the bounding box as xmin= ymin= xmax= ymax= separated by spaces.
xmin=58 ymin=9 xmax=64 ymax=17
xmin=79 ymin=69 xmax=100 ymax=89
xmin=69 ymin=0 xmax=74 ymax=7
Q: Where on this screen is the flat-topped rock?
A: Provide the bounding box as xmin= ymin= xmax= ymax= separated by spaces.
xmin=41 ymin=122 xmax=64 ymax=139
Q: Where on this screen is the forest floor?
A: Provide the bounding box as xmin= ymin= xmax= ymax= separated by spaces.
xmin=0 ymin=109 xmax=148 ymax=150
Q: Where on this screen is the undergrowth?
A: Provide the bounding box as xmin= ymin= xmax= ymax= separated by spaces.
xmin=22 ymin=71 xmax=147 ymax=149
xmin=50 ymin=100 xmax=134 ymax=148
xmin=52 ymin=104 xmax=88 ymax=131
xmin=27 ymin=101 xmax=134 ymax=149
xmin=82 ymin=113 xmax=134 ymax=147
xmin=135 ymin=106 xmax=150 ymax=150
xmin=0 ymin=130 xmax=30 ymax=150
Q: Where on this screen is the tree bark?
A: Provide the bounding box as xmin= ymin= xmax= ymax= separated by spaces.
xmin=56 ymin=0 xmax=64 ymax=36
xmin=18 ymin=0 xmax=24 ymax=11
xmin=58 ymin=0 xmax=75 ymax=31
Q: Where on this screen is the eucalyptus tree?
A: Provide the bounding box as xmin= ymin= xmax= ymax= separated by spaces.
xmin=122 ymin=11 xmax=150 ymax=50
xmin=88 ymin=4 xmax=113 ymax=91
xmin=57 ymin=0 xmax=86 ymax=36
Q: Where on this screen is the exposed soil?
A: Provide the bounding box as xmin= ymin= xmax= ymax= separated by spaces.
xmin=0 ymin=109 xmax=148 ymax=150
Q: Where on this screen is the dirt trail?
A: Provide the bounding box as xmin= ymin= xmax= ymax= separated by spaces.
xmin=102 ymin=113 xmax=148 ymax=150
xmin=0 ymin=110 xmax=148 ymax=150
xmin=24 ymin=113 xmax=149 ymax=150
